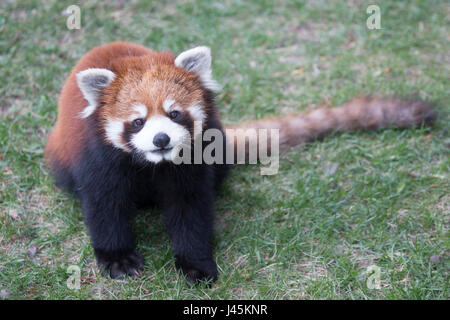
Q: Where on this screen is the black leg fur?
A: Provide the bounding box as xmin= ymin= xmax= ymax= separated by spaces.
xmin=81 ymin=190 xmax=143 ymax=279
xmin=74 ymin=139 xmax=144 ymax=279
xmin=159 ymin=164 xmax=218 ymax=283
xmin=50 ymin=113 xmax=231 ymax=283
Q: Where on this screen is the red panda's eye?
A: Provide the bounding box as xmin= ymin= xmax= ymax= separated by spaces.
xmin=133 ymin=118 xmax=145 ymax=127
xmin=169 ymin=111 xmax=180 ymax=120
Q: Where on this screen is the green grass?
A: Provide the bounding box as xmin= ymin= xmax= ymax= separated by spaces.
xmin=0 ymin=0 xmax=448 ymax=299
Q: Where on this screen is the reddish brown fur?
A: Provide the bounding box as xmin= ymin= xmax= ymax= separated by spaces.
xmin=43 ymin=41 xmax=436 ymax=282
xmin=46 ymin=42 xmax=435 ymax=168
xmin=45 ymin=42 xmax=210 ymax=168
xmin=100 ymin=55 xmax=209 ymax=123
xmin=226 ymin=96 xmax=435 ymax=155
xmin=45 ymin=42 xmax=154 ymax=167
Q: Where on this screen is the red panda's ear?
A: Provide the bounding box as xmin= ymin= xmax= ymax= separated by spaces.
xmin=76 ymin=68 xmax=116 ymax=118
xmin=174 ymin=46 xmax=221 ymax=92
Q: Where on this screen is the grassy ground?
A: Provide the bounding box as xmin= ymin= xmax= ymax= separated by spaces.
xmin=0 ymin=0 xmax=448 ymax=299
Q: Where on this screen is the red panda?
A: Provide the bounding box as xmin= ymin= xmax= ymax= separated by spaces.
xmin=44 ymin=41 xmax=435 ymax=282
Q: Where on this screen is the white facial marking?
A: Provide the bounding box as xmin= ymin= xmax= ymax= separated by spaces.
xmin=187 ymin=104 xmax=206 ymax=122
xmin=105 ymin=119 xmax=129 ymax=151
xmin=129 ymin=103 xmax=148 ymax=121
xmin=163 ymin=98 xmax=175 ymax=112
xmin=131 ymin=115 xmax=190 ymax=163
xmin=76 ymin=68 xmax=116 ymax=118
xmin=163 ymin=98 xmax=183 ymax=113
xmin=188 ymin=104 xmax=206 ymax=135
xmin=144 ymin=150 xmax=165 ymax=163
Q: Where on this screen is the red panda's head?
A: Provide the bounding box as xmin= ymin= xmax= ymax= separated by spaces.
xmin=76 ymin=46 xmax=220 ymax=164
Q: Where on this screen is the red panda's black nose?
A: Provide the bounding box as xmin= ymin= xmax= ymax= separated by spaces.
xmin=153 ymin=133 xmax=170 ymax=148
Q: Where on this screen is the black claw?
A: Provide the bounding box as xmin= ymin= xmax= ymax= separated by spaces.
xmin=95 ymin=249 xmax=144 ymax=279
xmin=175 ymin=257 xmax=218 ymax=284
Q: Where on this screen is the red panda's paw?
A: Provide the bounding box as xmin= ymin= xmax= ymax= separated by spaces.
xmin=175 ymin=257 xmax=218 ymax=285
xmin=95 ymin=249 xmax=144 ymax=279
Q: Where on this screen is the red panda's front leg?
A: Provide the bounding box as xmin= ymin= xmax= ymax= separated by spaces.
xmin=81 ymin=192 xmax=143 ymax=279
xmin=163 ymin=189 xmax=218 ymax=284
xmin=76 ymin=157 xmax=144 ymax=279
